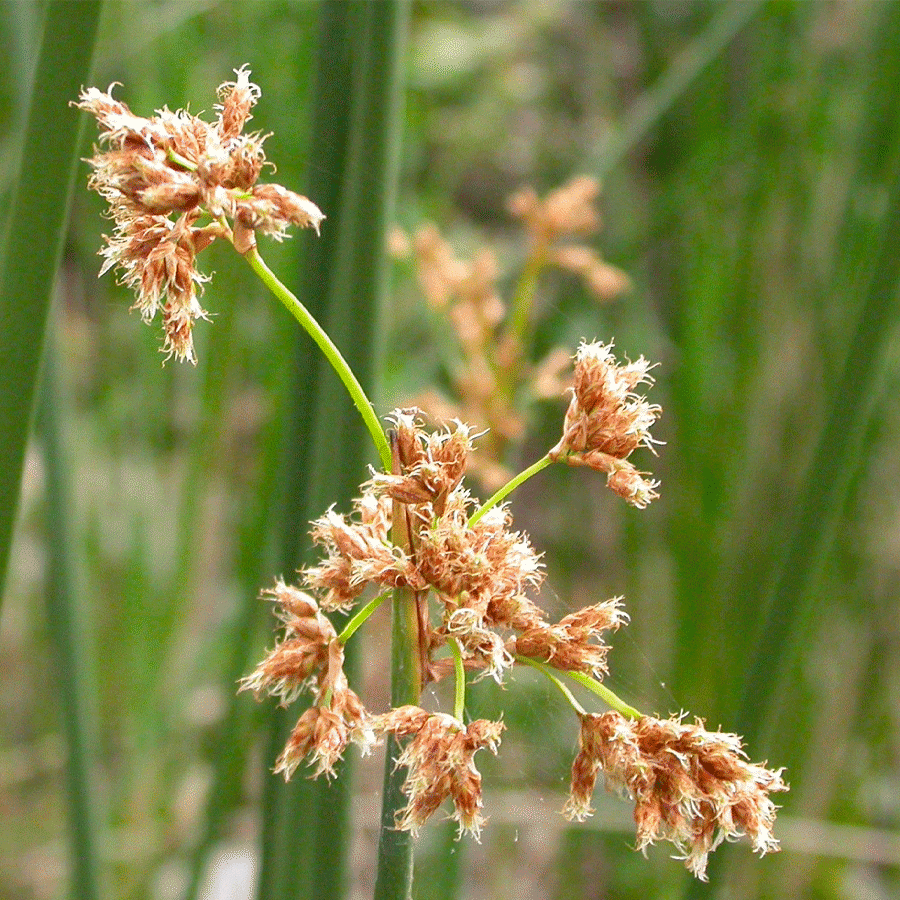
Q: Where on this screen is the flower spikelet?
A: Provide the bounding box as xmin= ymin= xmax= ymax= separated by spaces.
xmin=273 ymin=682 xmax=373 ymax=781
xmin=512 ymin=597 xmax=628 ymax=678
xmin=376 ymin=706 xmax=504 ymax=839
xmin=239 ymin=580 xmax=337 ymax=705
xmin=239 ymin=581 xmax=376 ymax=779
xmin=304 ymin=496 xmax=424 ymax=612
xmin=75 ymin=67 xmax=323 ymax=362
xmin=564 ymin=711 xmax=788 ymax=880
xmin=550 ymin=340 xmax=662 ymax=507
xmin=371 ymin=410 xmax=473 ymax=513
xmin=415 ymin=491 xmax=544 ymax=680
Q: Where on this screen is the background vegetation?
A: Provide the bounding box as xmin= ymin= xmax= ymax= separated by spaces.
xmin=1 ymin=2 xmax=899 ymax=899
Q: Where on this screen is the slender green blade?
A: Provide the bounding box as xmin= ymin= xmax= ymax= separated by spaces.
xmin=0 ymin=0 xmax=102 ymax=608
xmin=37 ymin=327 xmax=104 ymax=900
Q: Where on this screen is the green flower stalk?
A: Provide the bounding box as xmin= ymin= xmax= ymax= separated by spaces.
xmin=77 ymin=68 xmax=787 ymax=886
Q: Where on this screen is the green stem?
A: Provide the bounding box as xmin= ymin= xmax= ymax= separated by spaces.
xmin=374 ymin=586 xmax=420 ymax=900
xmin=244 ymin=245 xmax=392 ymax=471
xmin=564 ymin=670 xmax=642 ymax=720
xmin=517 ymin=656 xmax=585 ymax=716
xmin=449 ymin=638 xmax=466 ymax=721
xmin=375 ymin=427 xmax=422 ymax=900
xmin=507 ymin=244 xmax=547 ymax=351
xmin=469 ymin=453 xmax=553 ymax=526
xmin=515 ymin=655 xmax=642 ymax=720
xmin=337 ymin=591 xmax=389 ymax=644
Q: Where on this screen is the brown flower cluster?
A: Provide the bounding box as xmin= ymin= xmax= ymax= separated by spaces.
xmin=565 ymin=711 xmax=788 ymax=880
xmin=240 ymin=580 xmax=373 ymax=779
xmin=375 ymin=707 xmax=504 ymax=839
xmin=393 ymin=177 xmax=630 ymax=489
xmin=243 ymin=410 xmax=629 ymax=832
xmin=76 ymin=66 xmax=323 ymax=362
xmin=244 ymin=406 xmax=786 ymax=868
xmin=550 ymin=339 xmax=662 ymax=507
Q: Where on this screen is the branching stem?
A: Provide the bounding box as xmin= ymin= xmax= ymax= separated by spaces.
xmin=244 ymin=246 xmax=392 ymax=471
xmin=469 ymin=453 xmax=553 ymax=526
xmin=516 ymin=656 xmax=585 ymax=716
xmin=337 ymin=591 xmax=390 ymax=644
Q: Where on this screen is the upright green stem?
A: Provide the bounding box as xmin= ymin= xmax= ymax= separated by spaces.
xmin=375 ymin=430 xmax=423 ymax=900
xmin=507 ymin=245 xmax=547 ymax=350
xmin=244 ymin=246 xmax=392 ymax=471
xmin=374 ymin=585 xmax=420 ymax=900
xmin=0 ymin=0 xmax=101 ymax=610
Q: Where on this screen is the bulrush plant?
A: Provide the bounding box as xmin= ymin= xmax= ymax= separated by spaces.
xmin=77 ymin=69 xmax=787 ymax=887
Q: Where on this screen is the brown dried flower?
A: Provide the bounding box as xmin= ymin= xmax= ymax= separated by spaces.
xmin=375 ymin=706 xmax=504 ymax=839
xmin=549 ymin=340 xmax=662 ymax=507
xmin=244 ymin=410 xmax=785 ymax=872
xmin=75 ymin=66 xmax=324 ymax=362
xmin=512 ymin=597 xmax=628 ymax=679
xmin=564 ymin=711 xmax=788 ymax=880
xmin=239 ymin=582 xmax=375 ymax=778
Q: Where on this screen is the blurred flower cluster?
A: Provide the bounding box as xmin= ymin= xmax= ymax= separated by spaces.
xmin=393 ymin=176 xmax=631 ymax=489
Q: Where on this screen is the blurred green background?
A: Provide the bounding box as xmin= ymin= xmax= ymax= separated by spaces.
xmin=2 ymin=1 xmax=899 ymax=899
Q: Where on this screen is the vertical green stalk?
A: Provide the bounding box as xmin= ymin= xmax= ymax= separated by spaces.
xmin=373 ymin=584 xmax=421 ymax=900
xmin=38 ymin=320 xmax=104 ymax=900
xmin=374 ymin=445 xmax=422 ymax=900
xmin=0 ymin=0 xmax=101 ymax=610
xmin=257 ymin=3 xmax=409 ymax=900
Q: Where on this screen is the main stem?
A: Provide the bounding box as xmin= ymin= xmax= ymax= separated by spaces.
xmin=374 ymin=434 xmax=423 ymax=900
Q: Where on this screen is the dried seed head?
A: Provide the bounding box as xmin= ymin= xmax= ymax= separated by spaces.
xmin=304 ymin=499 xmax=423 ymax=612
xmin=550 ymin=244 xmax=631 ymax=303
xmin=550 ymin=340 xmax=662 ymax=506
xmin=564 ymin=711 xmax=788 ymax=880
xmin=215 ymin=63 xmax=261 ymax=141
xmin=238 ymin=581 xmax=337 ymax=705
xmin=373 ymin=411 xmax=475 ymax=512
xmin=75 ymin=67 xmax=323 ymax=362
xmin=375 ymin=707 xmax=504 ymax=839
xmin=512 ymin=597 xmax=628 ymax=679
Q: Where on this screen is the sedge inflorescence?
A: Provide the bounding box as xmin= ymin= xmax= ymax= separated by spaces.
xmin=549 ymin=339 xmax=662 ymax=508
xmin=75 ymin=66 xmax=323 ymax=363
xmin=243 ymin=387 xmax=787 ymax=869
xmin=566 ymin=711 xmax=786 ymax=880
xmin=75 ymin=68 xmax=787 ymax=879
